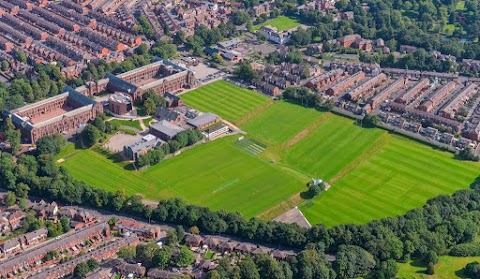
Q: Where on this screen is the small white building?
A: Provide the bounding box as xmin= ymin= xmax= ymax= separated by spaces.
xmin=202 ymin=124 xmax=229 ymax=139
xmin=260 ymin=25 xmax=292 ymax=45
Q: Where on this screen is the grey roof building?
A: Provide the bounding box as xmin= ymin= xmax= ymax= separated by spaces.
xmin=150 ymin=120 xmax=185 ymax=141
xmin=187 ymin=113 xmax=220 ymax=129
xmin=123 ymin=134 xmax=164 ymax=161
xmin=155 ymin=107 xmax=182 ymax=123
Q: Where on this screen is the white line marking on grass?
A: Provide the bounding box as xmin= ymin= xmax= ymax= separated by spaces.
xmin=212 ymin=178 xmax=240 ymax=194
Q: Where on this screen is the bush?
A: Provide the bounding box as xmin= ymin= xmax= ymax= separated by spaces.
xmin=449 ymin=243 xmax=480 ymax=256
xmin=423 ymin=251 xmax=438 ymax=265
xmin=464 ymin=261 xmax=480 ymax=278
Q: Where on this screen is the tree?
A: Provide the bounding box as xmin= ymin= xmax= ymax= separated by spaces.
xmin=153 ymin=247 xmax=172 ymax=269
xmin=426 ymin=262 xmax=435 ymax=275
xmin=424 ymin=251 xmax=438 ymax=265
xmin=118 ymin=245 xmax=137 ymax=262
xmin=36 ymin=136 xmax=59 ymax=155
xmin=174 ymin=30 xmax=187 ymax=44
xmin=333 ymin=245 xmax=376 ymax=279
xmin=110 ymin=190 xmax=127 ymax=212
xmin=464 ymin=261 xmax=480 ymax=278
xmin=15 ymin=51 xmax=27 ymax=63
xmin=4 ymin=191 xmax=16 ymax=207
xmin=135 ymin=43 xmax=149 ymax=55
xmin=136 ymin=243 xmax=160 ymax=267
xmin=308 ymin=184 xmax=322 ymax=197
xmin=189 ymin=226 xmax=200 ymax=235
xmin=105 ymin=121 xmax=119 ymax=134
xmin=59 ymin=216 xmax=71 ymax=233
xmin=373 ymin=260 xmax=399 ymax=279
xmin=231 ymin=11 xmax=250 ymax=25
xmin=143 ymin=90 xmax=166 ymax=115
xmin=2 ymin=118 xmax=20 ymax=154
xmin=206 ymin=270 xmax=222 ymax=279
xmin=176 ymin=131 xmax=189 ymax=148
xmin=1 ymin=61 xmax=10 ymax=72
xmin=44 ymin=250 xmax=58 ymax=261
xmin=234 ymin=61 xmax=258 ymax=82
xmin=144 ymin=97 xmax=157 ymax=115
xmin=36 ymin=134 xmax=67 ymax=155
xmin=87 ymin=259 xmax=99 ymax=271
xmin=254 ymin=253 xmax=285 ymax=279
xmin=74 ymin=262 xmax=89 ymax=278
xmin=92 ymin=117 xmax=106 ymax=133
xmin=175 ymin=246 xmax=195 ymax=267
xmin=165 ymin=229 xmax=179 ymax=245
xmin=239 ymin=257 xmax=260 ymax=279
xmin=363 ymin=114 xmax=380 ymax=128
xmin=457 ymin=148 xmax=479 ymax=161
xmin=81 ymin=125 xmax=103 ymax=147
xmin=168 ymin=140 xmax=182 ymax=153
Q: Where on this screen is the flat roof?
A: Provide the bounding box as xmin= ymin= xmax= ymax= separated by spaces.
xmin=125 ymin=134 xmax=163 ymax=153
xmin=150 ymin=120 xmax=185 ymax=138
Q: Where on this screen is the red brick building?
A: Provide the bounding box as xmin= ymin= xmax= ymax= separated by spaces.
xmin=6 ymin=86 xmax=103 ymax=144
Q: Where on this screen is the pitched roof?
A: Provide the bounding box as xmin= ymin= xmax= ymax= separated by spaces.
xmin=187 ymin=113 xmax=219 ymax=128
xmin=105 ymin=73 xmax=138 ymax=94
xmin=155 ymin=107 xmax=181 ymax=122
xmin=203 ymin=237 xmax=220 ymax=248
xmin=147 ymin=268 xmax=182 ymax=278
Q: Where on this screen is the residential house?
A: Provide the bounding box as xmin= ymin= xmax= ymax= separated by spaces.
xmin=306 ymin=43 xmax=323 ymax=55
xmin=30 ymin=200 xmax=58 ymax=220
xmin=115 ymin=262 xmax=146 ymax=277
xmin=185 ymin=234 xmax=203 ymax=247
xmin=218 ymin=241 xmax=237 ymax=252
xmin=7 ymin=210 xmax=26 ymax=230
xmin=0 ymin=239 xmax=20 ymax=254
xmin=0 ymin=217 xmax=10 ymax=233
xmin=114 ymin=219 xmax=162 ymax=239
xmin=203 ymin=237 xmax=220 ymax=249
xmin=21 ymin=227 xmax=48 ymax=247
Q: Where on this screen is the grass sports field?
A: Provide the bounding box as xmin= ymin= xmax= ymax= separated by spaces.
xmin=299 ymin=134 xmax=480 ymax=226
xmin=397 ymin=256 xmax=478 ymax=278
xmin=241 ymin=101 xmax=325 ymax=145
xmin=181 ymin=81 xmax=270 ymax=123
xmin=59 ymin=137 xmax=305 ymax=218
xmin=59 ymin=81 xmax=480 ymax=228
xmin=254 ymin=16 xmax=301 ymax=31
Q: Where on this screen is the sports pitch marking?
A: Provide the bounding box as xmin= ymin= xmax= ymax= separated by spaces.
xmin=235 ymin=138 xmax=267 ymax=155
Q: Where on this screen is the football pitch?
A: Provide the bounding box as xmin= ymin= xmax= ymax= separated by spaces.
xmin=59 ymin=81 xmax=480 ymax=226
xmin=253 ymin=16 xmax=302 ymax=31
xmin=59 ymin=138 xmax=305 ymax=218
xmin=181 ymin=80 xmax=270 ymax=123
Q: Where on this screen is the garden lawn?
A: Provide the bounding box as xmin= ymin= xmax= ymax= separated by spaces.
xmin=300 ymin=135 xmax=480 ymax=226
xmin=59 ymin=137 xmax=306 ymax=218
xmin=109 ymin=119 xmax=143 ymax=130
xmin=281 ymin=116 xmax=385 ymax=180
xmin=254 ymin=16 xmax=301 ymax=31
xmin=241 ymin=102 xmax=325 ymax=145
xmin=181 ymin=80 xmax=269 ymax=123
xmin=397 ymin=256 xmax=478 ymax=278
